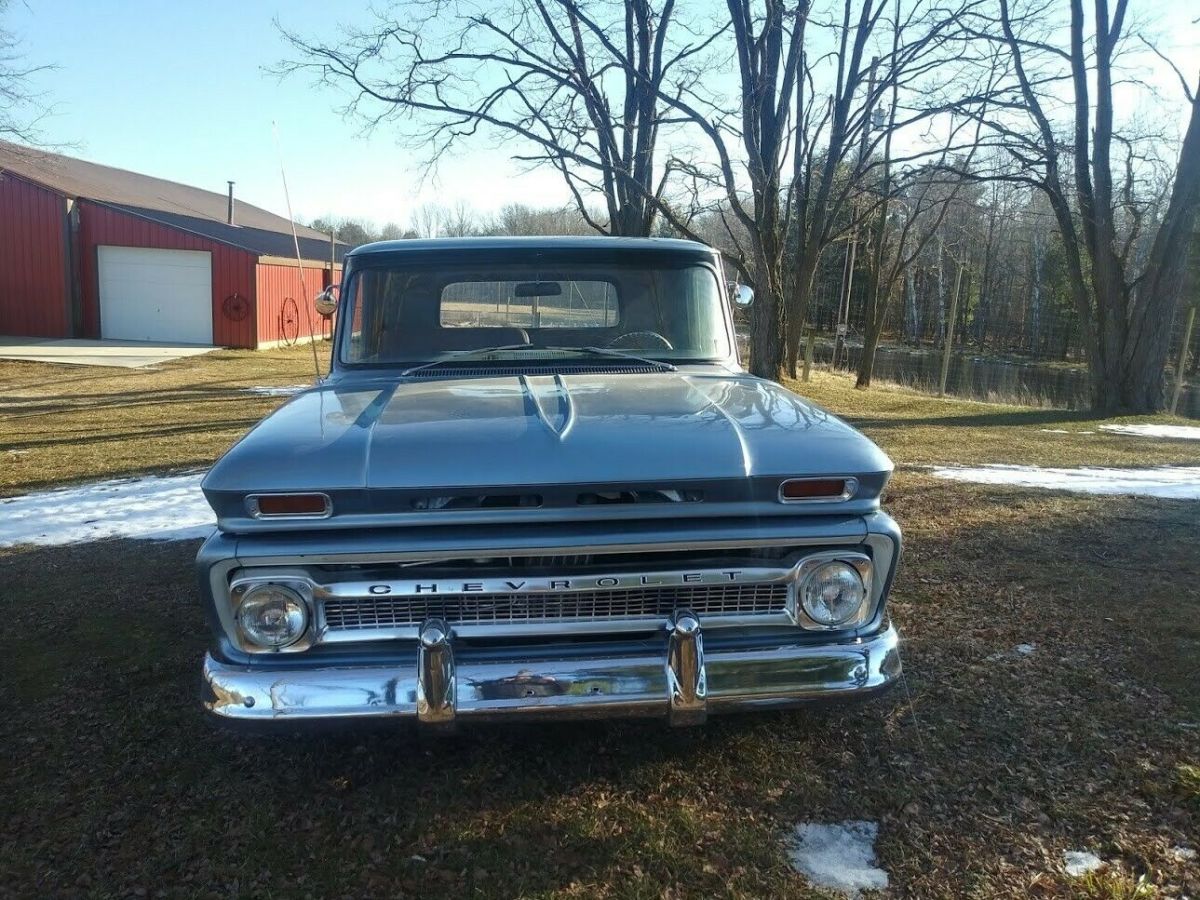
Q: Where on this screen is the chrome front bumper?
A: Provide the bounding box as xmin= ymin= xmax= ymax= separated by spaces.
xmin=202 ymin=617 xmax=901 ymax=727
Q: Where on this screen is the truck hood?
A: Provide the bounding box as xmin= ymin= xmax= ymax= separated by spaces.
xmin=202 ymin=372 xmax=893 ymax=529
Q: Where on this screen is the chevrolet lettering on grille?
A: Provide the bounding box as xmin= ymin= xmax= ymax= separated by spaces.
xmin=362 ymin=570 xmax=747 ymax=596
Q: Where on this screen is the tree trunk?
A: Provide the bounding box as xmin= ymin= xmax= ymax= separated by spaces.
xmin=1029 ymin=230 xmax=1045 ymax=354
xmin=856 ymin=261 xmax=890 ymax=388
xmin=782 ymin=249 xmax=821 ymax=378
xmin=856 ymin=319 xmax=884 ymax=388
xmin=935 ymin=234 xmax=949 ymax=348
xmin=748 ymin=235 xmax=787 ymax=380
xmin=748 ymin=286 xmax=786 ymax=381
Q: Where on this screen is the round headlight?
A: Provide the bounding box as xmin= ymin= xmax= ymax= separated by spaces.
xmin=236 ymin=584 xmax=309 ymax=649
xmin=800 ymin=561 xmax=867 ymax=627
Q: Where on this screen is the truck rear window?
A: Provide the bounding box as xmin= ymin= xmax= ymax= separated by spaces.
xmin=440 ymin=280 xmax=618 ymax=328
xmin=340 ymin=258 xmax=731 ymax=365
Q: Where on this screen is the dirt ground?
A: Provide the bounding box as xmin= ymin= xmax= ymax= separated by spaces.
xmin=1 ymin=346 xmax=1197 ymax=898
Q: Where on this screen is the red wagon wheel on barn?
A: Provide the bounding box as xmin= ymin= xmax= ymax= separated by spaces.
xmin=222 ymin=292 xmax=250 ymax=322
xmin=280 ymin=297 xmax=300 ymax=346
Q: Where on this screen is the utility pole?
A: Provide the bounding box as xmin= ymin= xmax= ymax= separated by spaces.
xmin=939 ymin=254 xmax=966 ymax=396
xmin=1171 ymin=305 xmax=1196 ymax=415
xmin=329 ymin=231 xmax=336 ymax=286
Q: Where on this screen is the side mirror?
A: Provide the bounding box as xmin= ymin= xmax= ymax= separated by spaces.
xmin=314 ymin=286 xmax=339 ymax=317
xmin=730 ymin=282 xmax=754 ymax=307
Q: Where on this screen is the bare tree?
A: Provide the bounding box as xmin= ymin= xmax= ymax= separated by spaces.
xmin=308 ymin=215 xmax=378 ymax=246
xmin=441 ymin=199 xmax=478 ymax=238
xmin=278 ymin=1 xmax=719 ymax=237
xmin=854 ymin=155 xmax=981 ymax=387
xmin=778 ymin=0 xmax=983 ymax=378
xmin=409 ymin=203 xmax=446 ymax=239
xmin=489 ymin=202 xmax=598 ymax=235
xmin=378 ymin=221 xmax=407 ymax=240
xmin=556 ymin=0 xmax=810 ymax=377
xmin=1 ymin=1 xmax=51 ymax=143
xmin=613 ymin=0 xmax=979 ymax=379
xmin=702 ymin=0 xmax=808 ymax=380
xmin=958 ymin=0 xmax=1200 ymax=412
xmin=850 ymin=0 xmax=993 ymax=388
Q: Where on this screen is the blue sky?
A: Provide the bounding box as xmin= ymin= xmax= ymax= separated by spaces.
xmin=8 ymin=0 xmax=569 ymax=226
xmin=8 ymin=2 xmax=1198 ymax=231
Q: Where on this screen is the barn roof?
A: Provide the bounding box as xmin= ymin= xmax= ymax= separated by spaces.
xmin=0 ymin=141 xmax=346 ymax=263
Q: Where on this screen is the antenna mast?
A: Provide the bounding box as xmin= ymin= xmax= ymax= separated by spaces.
xmin=272 ymin=121 xmax=323 ymax=383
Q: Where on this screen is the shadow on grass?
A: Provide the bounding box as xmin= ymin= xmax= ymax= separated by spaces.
xmin=1 ymin=487 xmax=1197 ymax=898
xmin=0 ymin=416 xmax=267 ymax=453
xmin=847 ymin=407 xmax=1105 ymax=430
xmin=0 ymin=383 xmax=299 ymax=421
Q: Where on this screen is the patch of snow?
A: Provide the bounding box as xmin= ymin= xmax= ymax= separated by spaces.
xmin=928 ymin=464 xmax=1200 ymax=500
xmin=1038 ymin=428 xmax=1094 ymax=434
xmin=987 ymin=643 xmax=1037 ymax=662
xmin=1099 ymin=423 xmax=1200 ymax=441
xmin=0 ymin=474 xmax=214 ymax=548
xmin=1063 ymin=850 xmax=1104 ymax=877
xmin=242 ymin=384 xmax=309 ymax=397
xmin=788 ymin=821 xmax=888 ymax=896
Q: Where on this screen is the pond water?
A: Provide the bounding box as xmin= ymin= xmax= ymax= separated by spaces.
xmin=733 ymin=334 xmax=1200 ymax=418
xmin=825 ymin=343 xmax=1200 ymax=419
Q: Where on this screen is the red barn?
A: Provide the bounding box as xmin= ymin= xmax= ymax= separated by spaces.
xmin=0 ymin=141 xmax=346 ymax=349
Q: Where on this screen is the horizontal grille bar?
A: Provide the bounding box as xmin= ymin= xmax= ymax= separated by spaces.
xmin=322 ymin=583 xmax=789 ymax=631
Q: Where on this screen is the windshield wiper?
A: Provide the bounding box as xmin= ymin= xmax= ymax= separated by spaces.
xmin=552 ymin=346 xmax=676 ymax=372
xmin=399 ymin=344 xmax=536 ymax=377
xmin=400 ymin=343 xmax=676 ymax=377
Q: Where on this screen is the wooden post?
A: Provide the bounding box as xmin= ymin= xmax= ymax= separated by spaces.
xmin=329 ymin=231 xmax=336 ymax=287
xmin=802 ymin=332 xmax=815 ymax=382
xmin=939 ymin=258 xmax=965 ymax=397
xmin=833 ymin=238 xmax=857 ymax=370
xmin=1171 ymin=305 xmax=1196 ymax=415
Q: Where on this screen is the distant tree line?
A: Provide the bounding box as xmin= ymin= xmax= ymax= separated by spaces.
xmin=308 ymin=202 xmax=601 ymax=246
xmin=282 ymin=0 xmax=1200 ymax=413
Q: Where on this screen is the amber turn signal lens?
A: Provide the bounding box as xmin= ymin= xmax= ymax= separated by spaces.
xmin=252 ymin=493 xmax=330 ymax=517
xmin=779 ymin=478 xmax=849 ymax=501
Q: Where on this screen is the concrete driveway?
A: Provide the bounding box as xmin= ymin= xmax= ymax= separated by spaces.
xmin=0 ymin=337 xmax=216 ymax=368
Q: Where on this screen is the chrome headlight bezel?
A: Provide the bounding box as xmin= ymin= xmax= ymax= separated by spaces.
xmin=232 ymin=581 xmax=312 ymax=651
xmin=793 ymin=552 xmax=874 ymax=630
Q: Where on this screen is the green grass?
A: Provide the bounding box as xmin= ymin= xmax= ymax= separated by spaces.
xmin=1178 ymin=765 xmax=1200 ymax=811
xmin=0 ymin=345 xmax=324 ymax=496
xmin=1071 ymin=873 xmax=1159 ymax=900
xmin=1 ymin=350 xmax=1198 ymax=898
xmin=788 ymin=370 xmax=1199 ymax=468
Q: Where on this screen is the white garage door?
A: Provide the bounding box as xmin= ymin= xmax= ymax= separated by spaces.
xmin=98 ymin=247 xmax=214 ymax=344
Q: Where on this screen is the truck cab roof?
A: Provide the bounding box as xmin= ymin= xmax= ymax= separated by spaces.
xmin=346 ymin=235 xmax=718 ymax=259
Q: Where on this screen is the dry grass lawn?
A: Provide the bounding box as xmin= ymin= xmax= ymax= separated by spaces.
xmin=1 ymin=347 xmax=1198 ymax=898
xmin=0 ymin=347 xmax=320 ymax=496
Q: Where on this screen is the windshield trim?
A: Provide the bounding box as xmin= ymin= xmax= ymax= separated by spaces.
xmin=333 ymin=256 xmax=737 ymax=370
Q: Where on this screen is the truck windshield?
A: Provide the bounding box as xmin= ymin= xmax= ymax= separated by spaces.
xmin=339 ymin=259 xmax=732 ymax=365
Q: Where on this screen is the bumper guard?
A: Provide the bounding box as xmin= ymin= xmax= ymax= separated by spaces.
xmin=202 ymin=617 xmax=900 ymax=727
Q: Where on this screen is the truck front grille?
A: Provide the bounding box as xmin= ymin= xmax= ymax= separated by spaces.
xmin=322 ymin=582 xmax=789 ymax=632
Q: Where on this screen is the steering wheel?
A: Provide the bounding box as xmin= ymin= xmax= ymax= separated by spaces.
xmin=607 ymin=331 xmax=674 ymax=350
